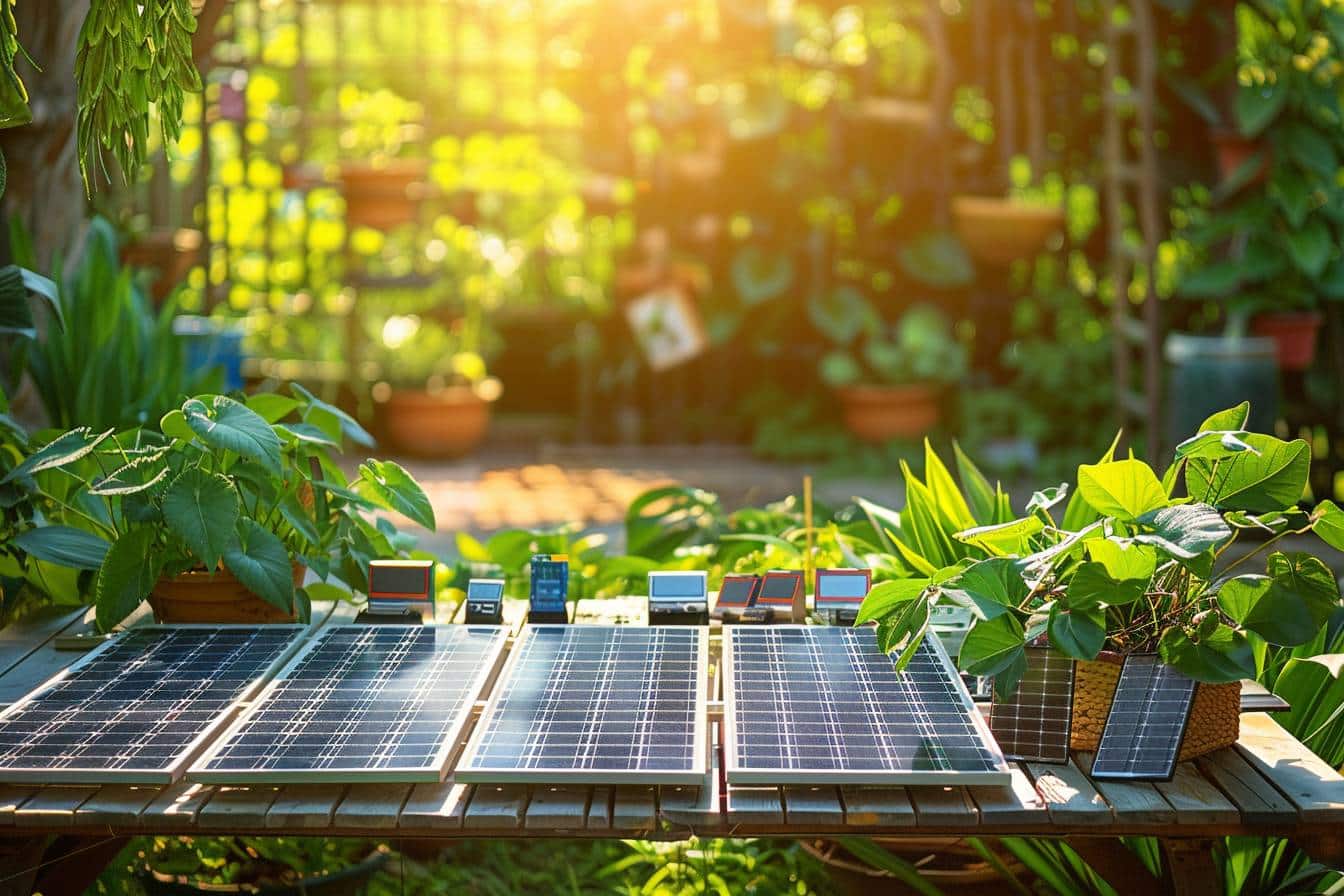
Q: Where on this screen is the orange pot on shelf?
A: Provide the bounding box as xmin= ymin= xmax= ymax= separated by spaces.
xmin=1211 ymin=129 xmax=1270 ymax=186
xmin=339 ymin=159 xmax=428 ymax=231
xmin=834 ymin=384 xmax=941 ymax=443
xmin=1251 ymin=310 xmax=1323 ymax=372
xmin=120 ymin=228 xmax=203 ymax=302
xmin=378 ymin=386 xmax=494 ymax=458
xmin=147 ymin=564 xmax=305 ymax=625
xmin=952 ymin=196 xmax=1064 ymax=267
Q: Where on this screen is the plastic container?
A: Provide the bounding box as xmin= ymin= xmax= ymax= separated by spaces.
xmin=1164 ymin=332 xmax=1279 ymax=451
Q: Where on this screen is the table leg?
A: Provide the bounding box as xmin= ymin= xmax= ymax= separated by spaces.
xmin=1160 ymin=838 xmax=1221 ymax=896
xmin=1065 ymin=837 xmax=1162 ymax=896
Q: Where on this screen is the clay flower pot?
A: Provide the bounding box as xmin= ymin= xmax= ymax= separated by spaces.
xmin=1211 ymin=129 xmax=1270 ymax=186
xmin=120 ymin=228 xmax=203 ymax=302
xmin=339 ymin=159 xmax=428 ymax=231
xmin=835 ymin=384 xmax=941 ymax=443
xmin=952 ymin=196 xmax=1064 ymax=267
xmin=1252 ymin=310 xmax=1324 ymax=372
xmin=148 ymin=564 xmax=305 ymax=625
xmin=379 ymin=386 xmax=494 ymax=458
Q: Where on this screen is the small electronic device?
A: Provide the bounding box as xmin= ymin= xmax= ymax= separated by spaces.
xmin=360 ymin=559 xmax=434 ymax=623
xmin=814 ymin=568 xmax=872 ymax=626
xmin=647 ymin=570 xmax=709 ymax=625
xmin=464 ymin=578 xmax=505 ymax=625
xmin=713 ymin=574 xmax=761 ymax=623
xmin=529 ymin=554 xmax=570 ymax=624
xmin=755 ymin=570 xmax=805 ymax=623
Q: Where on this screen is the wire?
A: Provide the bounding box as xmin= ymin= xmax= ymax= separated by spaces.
xmin=0 ymin=834 xmax=122 ymax=886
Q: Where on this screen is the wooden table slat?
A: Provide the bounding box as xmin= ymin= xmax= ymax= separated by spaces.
xmin=524 ymin=785 xmax=590 ymax=831
xmin=400 ymin=782 xmax=469 ymax=830
xmin=782 ymin=786 xmax=845 ymax=827
xmin=1237 ymin=713 xmax=1344 ymax=823
xmin=907 ymin=786 xmax=979 ymax=826
xmin=0 ymin=786 xmax=37 ymax=826
xmin=198 ymin=785 xmax=281 ymax=829
xmin=13 ymin=786 xmax=99 ymax=827
xmin=139 ymin=782 xmax=216 ymax=830
xmin=333 ymin=783 xmax=411 ymax=830
xmin=968 ymin=765 xmax=1048 ymax=826
xmin=586 ymin=787 xmax=613 ymax=830
xmin=611 ymin=786 xmax=656 ymax=832
xmin=265 ymin=785 xmax=348 ymax=829
xmin=1195 ymin=748 xmax=1298 ymax=826
xmin=462 ymin=784 xmax=530 ymax=830
xmin=839 ymin=788 xmax=916 ymax=827
xmin=1026 ymin=759 xmax=1113 ymax=825
xmin=1153 ymin=762 xmax=1241 ymax=825
xmin=1074 ymin=753 xmax=1175 ymax=825
xmin=75 ymin=785 xmax=162 ymax=827
xmin=725 ymin=784 xmax=784 ymax=826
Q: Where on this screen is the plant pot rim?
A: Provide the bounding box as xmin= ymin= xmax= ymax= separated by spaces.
xmin=1254 ymin=309 xmax=1324 ymax=324
xmin=158 ymin=562 xmax=304 ymax=586
xmin=951 ymin=195 xmax=1064 ymax=220
xmin=835 ymin=382 xmax=941 ymax=398
xmin=381 ymin=384 xmax=496 ymax=403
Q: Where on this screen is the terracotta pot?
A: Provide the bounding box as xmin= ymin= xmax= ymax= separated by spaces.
xmin=1252 ymin=310 xmax=1323 ymax=372
xmin=834 ymin=384 xmax=941 ymax=443
xmin=339 ymin=159 xmax=428 ymax=231
xmin=121 ymin=228 xmax=203 ymax=302
xmin=147 ymin=564 xmax=305 ymax=625
xmin=952 ymin=196 xmax=1064 ymax=267
xmin=379 ymin=386 xmax=493 ymax=458
xmin=1211 ymin=129 xmax=1269 ymax=186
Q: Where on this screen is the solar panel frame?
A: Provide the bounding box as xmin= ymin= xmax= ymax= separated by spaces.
xmin=1089 ymin=654 xmax=1197 ymax=782
xmin=0 ymin=624 xmax=307 ymax=785
xmin=455 ymin=625 xmax=709 ymax=785
xmin=722 ymin=625 xmax=1010 ymax=786
xmin=987 ymin=647 xmax=1075 ymax=764
xmin=188 ymin=624 xmax=509 ymax=784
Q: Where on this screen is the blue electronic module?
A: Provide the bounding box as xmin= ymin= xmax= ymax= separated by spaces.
xmin=529 ymin=554 xmax=570 ymax=623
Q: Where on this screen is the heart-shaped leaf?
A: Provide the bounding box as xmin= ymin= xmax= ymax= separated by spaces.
xmin=1186 ymin=434 xmax=1309 ymax=513
xmin=939 ymin=558 xmax=1029 ymax=620
xmin=958 ymin=613 xmax=1026 ymax=677
xmin=1077 ymin=458 xmax=1168 ymax=521
xmin=223 ymin=518 xmax=295 ymax=613
xmin=184 ymin=396 xmax=283 ymax=476
xmin=161 ymin=468 xmax=240 ymax=571
xmin=1133 ymin=504 xmax=1233 ymax=559
xmin=95 ymin=528 xmax=161 ymax=631
xmin=1047 ymin=602 xmax=1106 ymax=660
xmin=11 ymin=526 xmax=110 ymax=570
xmin=354 ymin=459 xmax=436 ymax=530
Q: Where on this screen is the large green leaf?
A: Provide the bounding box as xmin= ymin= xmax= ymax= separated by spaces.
xmin=1173 ymin=430 xmax=1255 ymax=460
xmin=954 ymin=516 xmax=1043 ymax=556
xmin=1186 ymin=434 xmax=1309 ymax=513
xmin=95 ymin=527 xmax=160 ymax=631
xmin=183 ymin=396 xmax=283 ymax=476
xmin=291 ymin=383 xmax=374 ymax=448
xmin=245 ymin=393 xmax=300 ymax=424
xmin=1047 ymin=602 xmax=1105 ymax=660
xmin=922 ymin=440 xmax=977 ymax=532
xmin=1133 ymin=503 xmax=1233 ymax=559
xmin=855 ymin=578 xmax=930 ymax=624
xmin=1200 ymin=403 xmax=1250 ymax=432
xmin=1284 ymin=218 xmax=1332 ymax=279
xmin=1086 ymin=539 xmax=1157 ymax=582
xmin=1313 ymin=499 xmax=1344 ymax=552
xmin=10 ymin=525 xmax=110 ymax=570
xmin=161 ymin=468 xmax=240 ymax=570
xmin=1218 ymin=553 xmax=1338 ymax=646
xmin=958 ymin=614 xmax=1026 ymax=677
xmin=1077 ymin=458 xmax=1168 ymax=522
xmin=1158 ymin=625 xmax=1255 ymax=683
xmin=1235 ymin=82 xmax=1286 ymax=137
xmin=353 ymin=459 xmax=436 ymax=530
xmin=1067 ymin=562 xmax=1147 ymax=608
xmin=1284 ymin=123 xmax=1337 ymax=177
xmin=223 ymin=518 xmax=295 ymax=613
xmin=939 ymin=558 xmax=1028 ymax=620
xmin=1 ymin=427 xmax=112 ymax=484
xmin=897 ymin=230 xmax=974 ymax=289
xmin=953 ymin=441 xmax=999 ymax=526
xmin=1270 ymin=167 xmax=1312 ymax=230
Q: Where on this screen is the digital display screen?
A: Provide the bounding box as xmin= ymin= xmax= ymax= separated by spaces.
xmin=760 ymin=573 xmax=800 ymax=601
xmin=650 ymin=574 xmax=706 ymax=599
xmin=818 ymin=573 xmax=869 ymax=600
xmin=717 ymin=578 xmax=755 ymax=606
xmin=467 ymin=581 xmax=504 ymax=601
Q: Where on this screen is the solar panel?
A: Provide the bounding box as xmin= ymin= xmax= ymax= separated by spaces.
xmin=1090 ymin=654 xmax=1196 ymax=781
xmin=190 ymin=625 xmax=507 ymax=783
xmin=724 ymin=625 xmax=1009 ymax=785
xmin=987 ymin=647 xmax=1074 ymax=764
xmin=456 ymin=625 xmax=707 ymax=785
xmin=0 ymin=625 xmax=304 ymax=784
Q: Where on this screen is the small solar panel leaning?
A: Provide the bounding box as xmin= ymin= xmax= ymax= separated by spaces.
xmin=1090 ymin=654 xmax=1197 ymax=781
xmin=724 ymin=626 xmax=1009 ymax=785
xmin=456 ymin=625 xmax=707 ymax=785
xmin=190 ymin=625 xmax=507 ymax=783
xmin=0 ymin=625 xmax=304 ymax=784
xmin=987 ymin=647 xmax=1075 ymax=764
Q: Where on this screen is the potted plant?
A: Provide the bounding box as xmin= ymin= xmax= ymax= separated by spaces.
xmin=334 ymin=86 xmax=428 ymax=231
xmin=861 ymin=402 xmax=1344 ymax=760
xmin=811 ymin=291 xmax=967 ymax=442
xmin=952 ymin=156 xmax=1066 ymax=267
xmin=12 ymin=386 xmax=437 ymax=630
xmin=370 ymin=313 xmax=502 ymax=458
xmin=127 ymin=836 xmax=388 ymax=895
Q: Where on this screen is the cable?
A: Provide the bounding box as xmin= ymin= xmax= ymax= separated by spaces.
xmin=0 ymin=834 xmax=122 ymax=887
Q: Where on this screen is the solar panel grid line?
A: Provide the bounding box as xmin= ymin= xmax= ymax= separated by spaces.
xmin=189 ymin=625 xmax=509 ymax=784
xmin=988 ymin=648 xmax=1075 ymax=764
xmin=455 ymin=626 xmax=708 ymax=785
xmin=1090 ymin=654 xmax=1198 ymax=782
xmin=722 ymin=626 xmax=1010 ymax=786
xmin=0 ymin=625 xmax=306 ymax=784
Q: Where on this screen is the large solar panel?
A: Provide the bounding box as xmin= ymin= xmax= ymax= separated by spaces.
xmin=190 ymin=625 xmax=507 ymax=783
xmin=724 ymin=626 xmax=1009 ymax=785
xmin=0 ymin=625 xmax=304 ymax=784
xmin=1090 ymin=654 xmax=1196 ymax=781
xmin=456 ymin=625 xmax=707 ymax=785
xmin=988 ymin=647 xmax=1074 ymax=764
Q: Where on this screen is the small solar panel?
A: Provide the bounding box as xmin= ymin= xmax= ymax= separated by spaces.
xmin=456 ymin=625 xmax=707 ymax=784
xmin=815 ymin=569 xmax=870 ymax=604
xmin=715 ymin=575 xmax=758 ymax=609
xmin=988 ymin=647 xmax=1075 ymax=764
xmin=724 ymin=626 xmax=1009 ymax=785
xmin=190 ymin=625 xmax=507 ymax=783
xmin=649 ymin=571 xmax=707 ymax=603
xmin=0 ymin=625 xmax=304 ymax=784
xmin=1090 ymin=655 xmax=1197 ymax=781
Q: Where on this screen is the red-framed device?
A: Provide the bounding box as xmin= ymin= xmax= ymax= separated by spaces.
xmin=813 ymin=568 xmax=872 ymax=605
xmin=757 ymin=570 xmax=805 ymax=621
xmin=369 ymin=559 xmax=434 ymax=604
xmin=715 ymin=574 xmax=761 ymax=610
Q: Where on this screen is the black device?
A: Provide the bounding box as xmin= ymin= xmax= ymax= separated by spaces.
xmin=647 ymin=571 xmax=709 ymax=625
xmin=464 ymin=578 xmax=505 ymax=625
xmin=713 ymin=574 xmax=762 ymax=624
xmin=755 ymin=570 xmax=805 ymax=623
xmin=814 ymin=568 xmax=872 ymax=626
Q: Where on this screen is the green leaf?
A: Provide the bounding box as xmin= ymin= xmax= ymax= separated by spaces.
xmin=1047 ymin=602 xmax=1105 ymax=660
xmin=855 ymin=578 xmax=930 ymax=624
xmin=1313 ymin=499 xmax=1344 ymax=552
xmin=807 ymin=285 xmax=878 ymax=344
xmin=1186 ymin=434 xmax=1309 ymax=513
xmin=1218 ymin=553 xmax=1338 ymax=646
xmin=1180 ymin=260 xmax=1241 ymax=297
xmin=95 ymin=528 xmax=160 ymax=631
xmin=1235 ymin=82 xmax=1286 ymax=137
xmin=291 ymin=383 xmax=375 ymax=447
xmin=958 ymin=613 xmax=1025 ymax=677
xmin=245 ymin=393 xmax=300 ymax=424
xmin=223 ymin=518 xmax=295 ymax=613
xmin=2 ymin=428 xmax=113 ymax=484
xmin=953 ymin=442 xmax=999 ymax=526
xmin=939 ymin=558 xmax=1029 ymax=620
xmin=898 ymin=231 xmax=974 ymax=289
xmin=1284 ymin=123 xmax=1337 ymax=177
xmin=10 ymin=526 xmax=110 ymax=570
xmin=923 ymin=440 xmax=977 ymax=532
xmin=353 ymin=459 xmax=436 ymax=530
xmin=1087 ymin=539 xmax=1157 ymax=582
xmin=160 ymin=409 xmax=195 ymax=442
xmin=1200 ymin=403 xmax=1250 ymax=433
xmin=1158 ymin=625 xmax=1254 ymax=683
xmin=276 ymin=492 xmax=319 ymax=548
xmin=1067 ymin=562 xmax=1147 ymax=608
xmin=1077 ymin=458 xmax=1168 ymax=522
xmin=1132 ymin=503 xmax=1233 ymax=559
xmin=183 ymin=396 xmax=282 ymax=476
xmin=1270 ymin=167 xmax=1313 ymax=230
xmin=161 ymin=468 xmax=240 ymax=571
xmin=1284 ymin=218 xmax=1332 ymax=279
xmin=1174 ymin=430 xmax=1256 ymax=460
xmin=954 ymin=516 xmax=1043 ymax=555
xmin=731 ymin=245 xmax=794 ymax=305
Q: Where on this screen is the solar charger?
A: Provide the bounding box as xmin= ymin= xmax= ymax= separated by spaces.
xmin=529 ymin=554 xmax=570 ymax=624
xmin=647 ymin=571 xmax=709 ymax=625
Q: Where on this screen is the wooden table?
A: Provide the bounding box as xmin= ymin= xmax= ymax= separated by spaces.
xmin=0 ymin=598 xmax=1337 ymax=896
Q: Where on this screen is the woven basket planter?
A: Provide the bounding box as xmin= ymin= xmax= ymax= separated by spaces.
xmin=1070 ymin=653 xmax=1240 ymax=761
